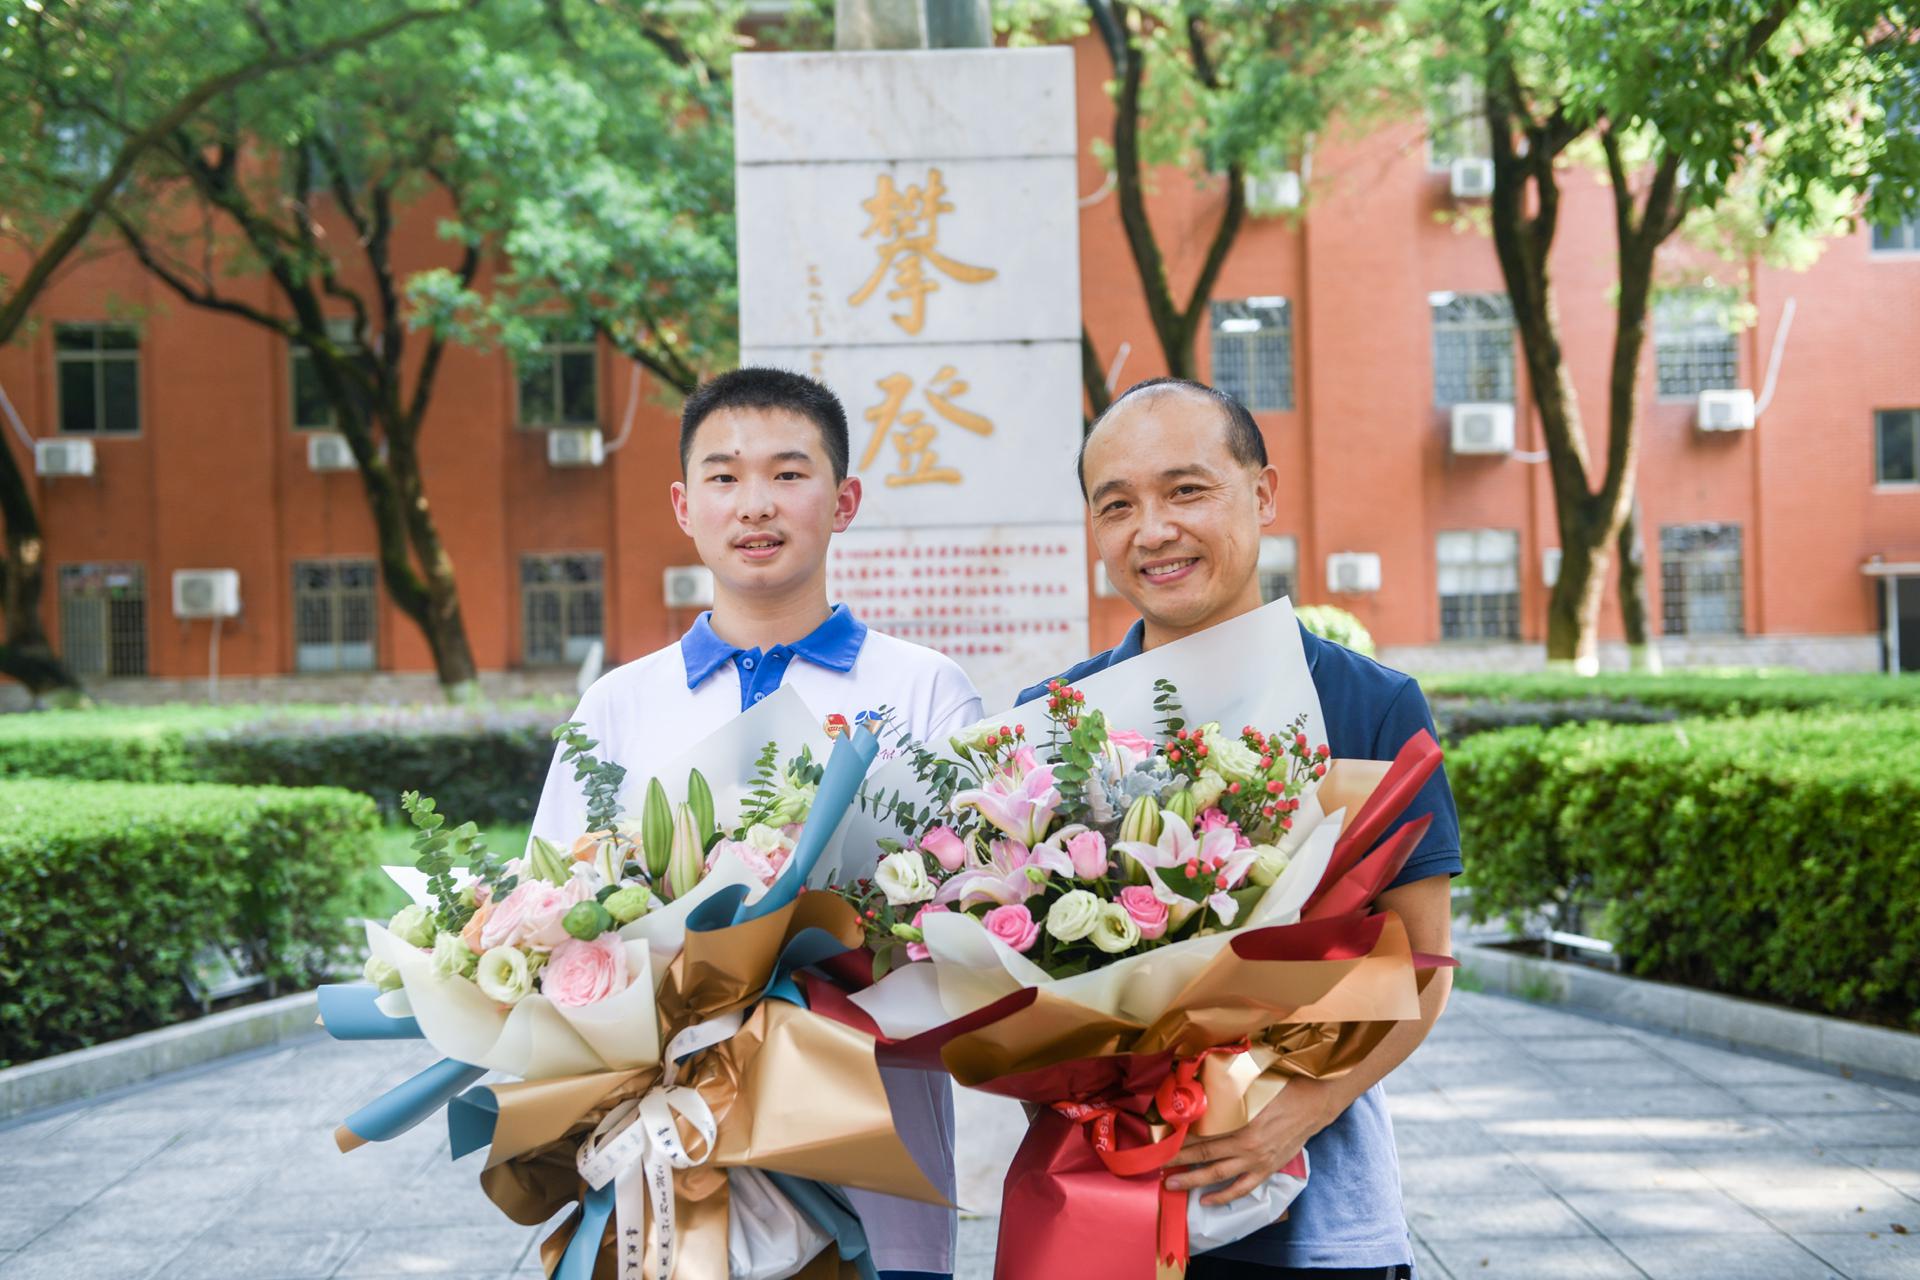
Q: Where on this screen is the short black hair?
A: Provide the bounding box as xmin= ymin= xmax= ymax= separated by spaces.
xmin=1076 ymin=376 xmax=1267 ymax=500
xmin=679 ymin=367 xmax=851 ymax=482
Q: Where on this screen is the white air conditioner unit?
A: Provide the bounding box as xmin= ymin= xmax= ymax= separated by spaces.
xmin=1542 ymin=547 xmax=1562 ymax=588
xmin=1450 ymin=156 xmax=1495 ymax=200
xmin=1695 ymin=389 xmax=1755 ymax=432
xmin=1325 ymin=551 xmax=1382 ymax=594
xmin=662 ymin=565 xmax=714 ymax=610
xmin=306 ymin=432 xmax=356 ymax=472
xmin=1244 ymin=170 xmax=1302 ymax=216
xmin=34 ymin=438 xmax=95 ymax=478
xmin=172 ymin=569 xmax=241 ymax=620
xmin=1450 ymin=402 xmax=1515 ymax=455
xmin=547 ymin=427 xmax=606 ymax=468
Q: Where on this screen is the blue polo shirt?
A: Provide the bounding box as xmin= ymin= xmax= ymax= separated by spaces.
xmin=1018 ymin=619 xmax=1462 ymax=1272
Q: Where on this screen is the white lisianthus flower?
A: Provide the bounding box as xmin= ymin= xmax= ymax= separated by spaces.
xmin=874 ymin=850 xmax=936 ymax=906
xmin=766 ymin=770 xmax=818 ymax=826
xmin=430 ymin=931 xmax=478 ymax=980
xmin=1045 ymin=889 xmax=1102 ymax=943
xmin=1090 ymin=902 xmax=1142 ymax=954
xmin=947 ymin=717 xmax=1000 ymax=755
xmin=1247 ymin=845 xmax=1292 ymax=888
xmin=363 ymin=955 xmax=403 ymax=994
xmin=1199 ymin=724 xmax=1264 ymax=783
xmin=476 ymin=945 xmax=534 ymax=1005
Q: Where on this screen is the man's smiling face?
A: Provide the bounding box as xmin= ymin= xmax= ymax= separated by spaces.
xmin=1080 ymin=387 xmax=1277 ymax=639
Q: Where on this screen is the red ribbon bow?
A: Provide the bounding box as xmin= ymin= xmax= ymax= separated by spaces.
xmin=1051 ymin=1042 xmax=1249 ymax=1270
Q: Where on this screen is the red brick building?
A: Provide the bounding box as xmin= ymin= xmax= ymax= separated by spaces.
xmin=4 ymin=38 xmax=1918 ymax=704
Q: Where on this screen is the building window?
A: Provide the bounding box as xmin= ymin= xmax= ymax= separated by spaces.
xmin=55 ymin=325 xmax=140 ymax=435
xmin=1876 ymin=409 xmax=1919 ymax=484
xmin=1210 ymin=299 xmax=1294 ymax=411
xmin=1872 ymin=215 xmax=1920 ymax=254
xmin=291 ymin=319 xmax=367 ymax=431
xmin=1437 ymin=529 xmax=1521 ymax=641
xmin=1660 ymin=523 xmax=1744 ymax=636
xmin=522 ymin=553 xmax=604 ymax=665
xmin=57 ymin=562 xmax=147 ymax=677
xmin=1257 ymin=535 xmax=1298 ymax=604
xmin=292 ymin=559 xmax=377 ymax=672
xmin=1431 ymin=293 xmax=1514 ymax=407
xmin=516 ymin=328 xmax=599 ymax=428
xmin=1427 ymin=76 xmax=1491 ymax=170
xmin=1653 ymin=289 xmax=1740 ymax=398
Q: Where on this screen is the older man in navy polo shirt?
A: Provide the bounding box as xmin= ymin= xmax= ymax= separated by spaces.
xmin=1018 ymin=377 xmax=1460 ymax=1280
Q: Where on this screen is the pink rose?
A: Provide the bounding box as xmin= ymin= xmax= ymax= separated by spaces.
xmin=1107 ymin=728 xmax=1155 ymax=767
xmin=540 ymin=934 xmax=630 ymax=1007
xmin=907 ymin=902 xmax=949 ymax=962
xmin=1118 ymin=885 xmax=1170 ymax=941
xmin=982 ymin=903 xmax=1040 ymax=953
xmin=1064 ymin=829 xmax=1109 ymax=880
xmin=920 ymin=825 xmax=969 ymax=873
xmin=481 ymin=878 xmax=592 ymax=952
xmin=708 ymin=838 xmax=778 ymax=885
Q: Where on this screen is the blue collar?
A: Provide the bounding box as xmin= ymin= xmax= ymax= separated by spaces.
xmin=679 ymin=604 xmax=868 ymax=690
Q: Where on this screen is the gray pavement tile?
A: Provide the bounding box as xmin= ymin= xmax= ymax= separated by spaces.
xmin=1521 ymin=1035 xmax=1656 ymax=1064
xmin=1410 ymin=1233 xmax=1453 ymax=1280
xmin=1389 ymin=1085 xmax=1475 ymax=1125
xmin=1597 ymin=1085 xmax=1753 ymax=1119
xmin=1518 ymin=1148 xmax=1718 ymax=1195
xmin=221 ymin=1186 xmax=405 ymax=1230
xmin=0 ymin=1132 xmax=174 ymax=1174
xmin=1472 ymin=1010 xmax=1612 ymax=1040
xmin=1833 ymin=1147 xmax=1920 ymax=1194
xmin=152 ymin=1227 xmax=369 ymax=1280
xmin=1609 ymin=1232 xmax=1845 ymax=1280
xmin=1725 ymin=1179 xmax=1920 ymax=1235
xmin=0 ymin=1202 xmax=63 ymax=1252
xmin=1406 ymin=1191 xmax=1598 ymax=1242
xmin=1557 ymin=1186 xmax=1777 ymax=1236
xmin=1688 ymin=1149 xmax=1905 ymax=1193
xmin=1424 ymin=1234 xmax=1645 ymax=1280
xmin=0 ymin=1237 xmax=171 ymax=1280
xmin=335 ymin=1223 xmax=539 ymax=1276
xmin=1793 ymin=1229 xmax=1920 ymax=1280
xmin=1635 ymin=1039 xmax=1832 ymax=1086
xmin=1483 ymin=1116 xmax=1667 ymax=1156
xmin=1733 ymin=1081 xmax=1914 ymax=1118
xmin=1443 ymin=1086 xmax=1633 ymax=1123
xmin=1399 ymin=1153 xmax=1547 ymax=1198
xmin=1878 ymin=1087 xmax=1920 ymax=1114
xmin=1785 ymin=1111 xmax=1920 ymax=1149
xmin=1395 ymin=1118 xmax=1513 ymax=1158
xmin=1629 ymin=1113 xmax=1803 ymax=1150
xmin=1547 ymin=1057 xmax=1712 ymax=1090
xmin=1424 ymin=1062 xmax=1568 ymax=1093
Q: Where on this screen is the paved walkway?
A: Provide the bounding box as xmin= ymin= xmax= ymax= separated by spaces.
xmin=1 ymin=991 xmax=1916 ymax=1278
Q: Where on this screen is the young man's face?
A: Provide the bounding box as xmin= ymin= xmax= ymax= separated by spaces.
xmin=1081 ymin=389 xmax=1278 ymax=639
xmin=670 ymin=407 xmax=860 ymax=603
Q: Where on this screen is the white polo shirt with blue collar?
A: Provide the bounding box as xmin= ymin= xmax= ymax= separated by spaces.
xmin=528 ymin=602 xmax=982 ymax=1276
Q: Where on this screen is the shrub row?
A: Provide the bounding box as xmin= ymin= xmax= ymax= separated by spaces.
xmin=1422 ymin=670 xmax=1920 ymax=718
xmin=1449 ymin=709 xmax=1920 ymax=1028
xmin=0 ymin=779 xmax=379 ymax=1064
xmin=0 ymin=701 xmax=567 ymax=823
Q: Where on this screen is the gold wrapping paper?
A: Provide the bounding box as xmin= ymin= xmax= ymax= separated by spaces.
xmin=476 ymin=892 xmax=943 ymax=1279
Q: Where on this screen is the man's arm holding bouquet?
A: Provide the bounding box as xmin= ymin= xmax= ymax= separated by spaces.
xmin=1165 ymin=872 xmax=1453 ymax=1204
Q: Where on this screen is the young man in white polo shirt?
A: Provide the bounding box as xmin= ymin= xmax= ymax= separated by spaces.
xmin=529 ymin=367 xmax=980 ymax=1280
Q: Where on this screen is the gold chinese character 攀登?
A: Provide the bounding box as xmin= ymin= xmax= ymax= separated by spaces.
xmin=847 ymin=169 xmax=997 ymax=334
xmin=859 ymin=366 xmax=993 ymax=487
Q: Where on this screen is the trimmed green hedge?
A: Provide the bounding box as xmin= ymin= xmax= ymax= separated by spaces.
xmin=0 ymin=779 xmax=379 ymax=1064
xmin=1423 ymin=671 xmax=1920 ymax=717
xmin=0 ymin=701 xmax=565 ymax=823
xmin=1451 ymin=710 xmax=1920 ymax=1028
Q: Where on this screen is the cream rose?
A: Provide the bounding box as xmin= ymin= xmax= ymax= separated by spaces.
xmin=1044 ymin=889 xmax=1101 ymax=943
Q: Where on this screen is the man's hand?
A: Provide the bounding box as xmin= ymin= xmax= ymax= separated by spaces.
xmin=1162 ymin=1077 xmax=1343 ymax=1205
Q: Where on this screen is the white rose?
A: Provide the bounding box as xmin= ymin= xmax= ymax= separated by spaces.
xmin=1200 ymin=725 xmax=1264 ymax=783
xmin=1247 ymin=845 xmax=1292 ymax=888
xmin=362 ymin=955 xmax=403 ymax=994
xmin=874 ymin=850 xmax=936 ymax=906
xmin=1189 ymin=768 xmax=1227 ymax=812
xmin=1045 ymin=889 xmax=1101 ymax=943
xmin=476 ymin=945 xmax=534 ymax=1005
xmin=744 ymin=823 xmax=797 ymax=857
xmin=1090 ymin=902 xmax=1142 ymax=954
xmin=430 ymin=931 xmax=478 ymax=980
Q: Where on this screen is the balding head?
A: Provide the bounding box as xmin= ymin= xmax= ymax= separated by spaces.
xmin=1077 ymin=377 xmax=1268 ymax=501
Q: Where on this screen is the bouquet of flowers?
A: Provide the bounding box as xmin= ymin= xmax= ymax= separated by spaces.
xmin=317 ymin=688 xmax=945 ymax=1280
xmin=823 ymin=601 xmax=1452 ymax=1280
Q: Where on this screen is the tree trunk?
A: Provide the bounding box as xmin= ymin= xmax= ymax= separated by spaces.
xmin=0 ymin=439 xmax=85 ymax=700
xmin=1617 ymin=501 xmax=1661 ymax=672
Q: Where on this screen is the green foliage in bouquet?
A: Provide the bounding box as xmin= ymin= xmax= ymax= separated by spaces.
xmin=554 ymin=721 xmax=629 ymax=835
xmin=1453 ymin=709 xmax=1920 ymax=1028
xmin=401 ymin=791 xmax=514 ymax=935
xmin=0 ymin=779 xmax=376 ymax=1065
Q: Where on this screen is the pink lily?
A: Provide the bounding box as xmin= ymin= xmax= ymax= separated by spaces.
xmin=1115 ymin=810 xmax=1245 ymax=929
xmin=933 ymin=838 xmax=1071 ymax=908
xmin=951 ymin=746 xmax=1062 ymax=847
